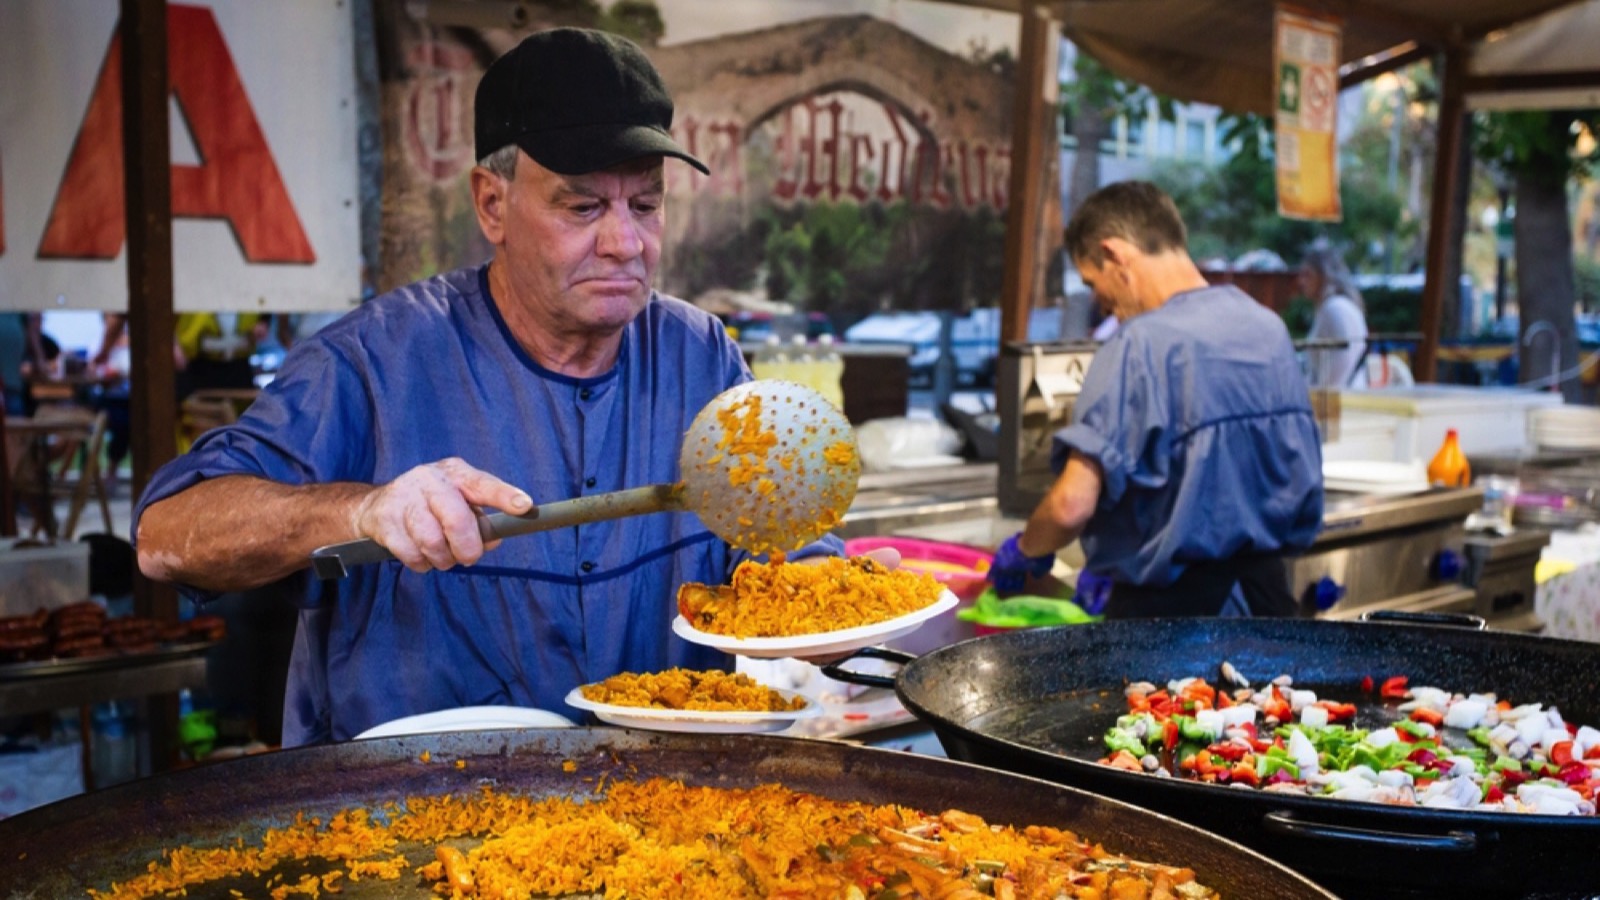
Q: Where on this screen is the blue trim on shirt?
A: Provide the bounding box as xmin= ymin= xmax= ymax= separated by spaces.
xmin=1170 ymin=407 xmax=1319 ymax=447
xmin=458 ymin=530 xmax=722 ymax=585
xmin=476 ymin=264 xmax=626 ymax=388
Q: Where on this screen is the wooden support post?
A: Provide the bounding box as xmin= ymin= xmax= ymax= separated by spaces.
xmin=121 ymin=0 xmax=181 ymax=772
xmin=1417 ymin=46 xmax=1466 ymax=382
xmin=999 ymin=3 xmax=1060 ymax=344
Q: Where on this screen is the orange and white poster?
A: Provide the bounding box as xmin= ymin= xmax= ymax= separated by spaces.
xmin=1274 ymin=7 xmax=1341 ymax=221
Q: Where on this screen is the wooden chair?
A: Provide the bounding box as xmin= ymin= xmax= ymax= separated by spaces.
xmin=50 ymin=410 xmax=114 ymax=539
xmin=178 ymin=392 xmax=245 ymax=453
xmin=5 ymin=408 xmax=106 ymax=540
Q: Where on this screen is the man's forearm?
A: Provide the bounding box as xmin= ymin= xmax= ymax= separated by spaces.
xmin=1018 ymin=454 xmax=1102 ymax=558
xmin=137 ymin=475 xmax=374 ymax=592
xmin=1019 ymin=502 xmax=1085 ymax=559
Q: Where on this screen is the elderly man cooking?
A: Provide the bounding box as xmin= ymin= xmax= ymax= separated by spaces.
xmin=989 ymin=181 xmax=1324 ymax=617
xmin=135 ymin=29 xmax=835 ymax=744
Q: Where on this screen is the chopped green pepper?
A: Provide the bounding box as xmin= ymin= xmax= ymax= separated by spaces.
xmin=1104 ymin=728 xmax=1147 ymax=757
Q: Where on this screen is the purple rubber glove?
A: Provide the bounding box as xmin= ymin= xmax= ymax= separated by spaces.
xmin=1075 ymin=570 xmax=1113 ymax=615
xmin=988 ymin=532 xmax=1055 ymax=593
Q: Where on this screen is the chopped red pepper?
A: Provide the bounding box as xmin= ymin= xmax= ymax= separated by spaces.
xmin=1314 ymin=701 xmax=1358 ymax=722
xmin=1164 ymin=720 xmax=1179 ymax=752
xmin=1216 ymin=690 xmax=1234 ymax=710
xmin=1407 ymin=747 xmax=1439 ymax=766
xmin=1551 ymin=741 xmax=1576 ymax=767
xmin=1105 ymin=750 xmax=1142 ymax=771
xmin=1484 ymin=785 xmax=1505 ymax=803
xmin=1229 ymin=762 xmax=1260 ymax=786
xmin=1409 ymin=708 xmax=1444 ymax=727
xmin=1360 ymin=675 xmax=1374 ymax=693
xmin=1209 ymin=742 xmax=1248 ymax=762
xmin=1380 ymin=676 xmax=1409 ymax=700
xmin=1586 ymin=744 xmax=1600 ymax=761
xmin=1557 ymin=762 xmax=1590 ymax=786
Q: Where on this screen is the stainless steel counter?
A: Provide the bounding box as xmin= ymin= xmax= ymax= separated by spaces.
xmin=1316 ymin=486 xmax=1484 ymax=544
xmin=1293 ymin=486 xmax=1486 ymax=621
xmin=837 ymin=462 xmax=1000 ymax=539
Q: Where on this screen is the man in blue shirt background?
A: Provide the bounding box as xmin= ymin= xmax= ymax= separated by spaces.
xmin=134 ymin=29 xmax=840 ymax=744
xmin=990 ymin=181 xmax=1323 ymax=617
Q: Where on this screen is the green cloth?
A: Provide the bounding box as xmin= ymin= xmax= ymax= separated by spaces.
xmin=956 ymin=587 xmax=1099 ymax=629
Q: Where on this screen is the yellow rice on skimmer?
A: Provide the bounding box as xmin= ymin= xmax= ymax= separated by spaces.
xmin=677 ymin=556 xmax=944 ymax=638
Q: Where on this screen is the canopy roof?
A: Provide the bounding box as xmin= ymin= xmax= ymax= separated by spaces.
xmin=1469 ymin=0 xmax=1600 ymax=110
xmin=941 ymin=0 xmax=1591 ymax=114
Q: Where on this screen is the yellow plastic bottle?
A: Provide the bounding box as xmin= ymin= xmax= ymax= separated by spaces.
xmin=1427 ymin=428 xmax=1471 ymax=488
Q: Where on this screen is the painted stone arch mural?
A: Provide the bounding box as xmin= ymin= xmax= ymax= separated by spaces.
xmin=653 ymin=15 xmax=1018 ymax=314
xmin=377 ymin=9 xmax=1033 ymax=316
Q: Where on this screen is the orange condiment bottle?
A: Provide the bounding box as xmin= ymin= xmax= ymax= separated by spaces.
xmin=1427 ymin=428 xmax=1471 ymax=487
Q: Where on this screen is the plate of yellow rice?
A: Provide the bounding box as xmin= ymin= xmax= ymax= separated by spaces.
xmin=672 ymin=555 xmax=956 ymax=658
xmin=673 ymin=589 xmax=958 ymax=658
xmin=564 ymin=675 xmax=819 ymax=734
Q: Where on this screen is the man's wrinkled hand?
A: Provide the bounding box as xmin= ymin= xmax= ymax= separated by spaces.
xmin=988 ymin=532 xmax=1055 ymax=593
xmin=352 ymin=457 xmax=533 ymax=573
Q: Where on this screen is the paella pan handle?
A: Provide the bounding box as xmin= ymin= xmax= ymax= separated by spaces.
xmin=1357 ymin=609 xmax=1487 ymax=631
xmin=1262 ymin=810 xmax=1478 ymax=854
xmin=820 ymin=646 xmax=916 ymax=689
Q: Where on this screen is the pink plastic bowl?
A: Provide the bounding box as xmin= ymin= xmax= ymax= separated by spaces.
xmin=843 ymin=536 xmax=993 ymax=603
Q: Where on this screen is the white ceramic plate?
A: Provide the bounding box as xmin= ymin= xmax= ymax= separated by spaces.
xmin=672 ymin=589 xmax=959 ymax=659
xmin=563 ymin=686 xmax=819 ymax=734
xmin=1322 ymin=460 xmax=1429 ymax=495
xmin=1536 ymin=433 xmax=1600 ymax=450
xmin=354 ymin=706 xmax=575 ymax=740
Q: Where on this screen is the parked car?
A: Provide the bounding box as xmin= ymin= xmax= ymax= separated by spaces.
xmin=843 ymin=307 xmax=1065 ymax=387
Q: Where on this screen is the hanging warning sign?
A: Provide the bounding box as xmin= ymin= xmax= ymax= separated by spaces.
xmin=1274 ymin=6 xmax=1342 ymax=221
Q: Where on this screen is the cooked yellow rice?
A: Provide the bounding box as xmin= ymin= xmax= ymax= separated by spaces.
xmin=89 ymin=777 xmax=1220 ymax=900
xmin=677 ymin=556 xmax=944 ymax=638
xmin=580 ymin=668 xmax=807 ymax=712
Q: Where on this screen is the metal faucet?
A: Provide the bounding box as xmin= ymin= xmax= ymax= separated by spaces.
xmin=1522 ymin=320 xmax=1560 ymax=392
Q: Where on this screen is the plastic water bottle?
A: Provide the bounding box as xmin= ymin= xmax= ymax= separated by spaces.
xmin=92 ymin=702 xmax=136 ymax=786
xmin=789 ymin=334 xmax=813 ymax=389
xmin=814 ymin=334 xmax=846 ymax=411
xmin=750 ymin=335 xmax=784 ymax=380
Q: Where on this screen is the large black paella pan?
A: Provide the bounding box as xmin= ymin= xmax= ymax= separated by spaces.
xmin=826 ymin=616 xmax=1600 ymax=898
xmin=0 ymin=728 xmax=1335 ymax=898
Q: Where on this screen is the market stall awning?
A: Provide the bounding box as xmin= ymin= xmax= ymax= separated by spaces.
xmin=942 ymin=0 xmax=1587 ymax=114
xmin=1468 ymin=0 xmax=1600 ymax=110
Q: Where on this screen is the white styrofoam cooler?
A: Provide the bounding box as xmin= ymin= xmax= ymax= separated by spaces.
xmin=1328 ymin=386 xmax=1563 ymax=464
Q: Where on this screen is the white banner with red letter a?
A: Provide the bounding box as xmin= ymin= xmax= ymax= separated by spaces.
xmin=0 ymin=0 xmax=360 ymax=312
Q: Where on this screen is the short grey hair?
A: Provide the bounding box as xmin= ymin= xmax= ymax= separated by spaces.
xmin=1063 ymin=181 xmax=1188 ymax=267
xmin=478 ymin=144 xmax=519 ymax=179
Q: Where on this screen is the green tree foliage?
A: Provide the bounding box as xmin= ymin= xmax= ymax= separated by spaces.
xmin=1475 ymin=110 xmax=1600 ymax=187
xmin=1151 ymin=113 xmax=1406 ymax=270
xmin=600 ymin=0 xmax=664 ymax=45
xmin=1473 ymin=109 xmax=1600 ymax=398
xmin=1061 ymin=53 xmax=1172 ymax=212
xmin=751 ymin=200 xmax=1005 ymax=315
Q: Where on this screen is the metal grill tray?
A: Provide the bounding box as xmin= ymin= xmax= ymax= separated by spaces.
xmin=0 ymin=639 xmax=217 ymax=681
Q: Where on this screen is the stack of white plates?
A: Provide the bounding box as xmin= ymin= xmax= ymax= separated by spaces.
xmin=1530 ymin=406 xmax=1600 ymax=451
xmin=1322 ymin=459 xmax=1431 ymax=495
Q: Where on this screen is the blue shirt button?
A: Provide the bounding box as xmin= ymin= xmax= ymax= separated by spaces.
xmin=581 ymin=561 xmax=595 ymax=573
